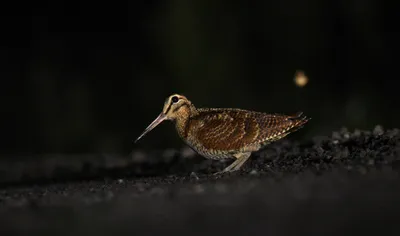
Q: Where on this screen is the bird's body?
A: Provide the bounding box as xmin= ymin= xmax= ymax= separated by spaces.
xmin=135 ymin=94 xmax=310 ymax=174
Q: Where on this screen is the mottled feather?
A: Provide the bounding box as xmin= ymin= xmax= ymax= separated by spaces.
xmin=186 ymin=108 xmax=309 ymax=153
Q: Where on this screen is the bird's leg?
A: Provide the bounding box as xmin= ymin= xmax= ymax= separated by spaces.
xmin=213 ymin=152 xmax=251 ymax=175
xmin=231 ymin=152 xmax=252 ymax=171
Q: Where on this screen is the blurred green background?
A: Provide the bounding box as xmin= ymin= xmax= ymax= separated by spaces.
xmin=2 ymin=0 xmax=398 ymax=156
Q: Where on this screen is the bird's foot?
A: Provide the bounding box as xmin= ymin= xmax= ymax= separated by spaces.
xmin=212 ymin=152 xmax=251 ymax=176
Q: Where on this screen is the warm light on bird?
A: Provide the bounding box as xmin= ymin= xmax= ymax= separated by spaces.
xmin=135 ymin=94 xmax=310 ymax=174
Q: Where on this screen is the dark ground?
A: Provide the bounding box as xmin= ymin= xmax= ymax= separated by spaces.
xmin=1 ymin=126 xmax=400 ymax=236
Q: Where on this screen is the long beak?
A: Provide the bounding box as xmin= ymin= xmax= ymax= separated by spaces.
xmin=134 ymin=112 xmax=167 ymax=143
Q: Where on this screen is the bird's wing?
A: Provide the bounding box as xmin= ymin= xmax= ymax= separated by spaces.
xmin=191 ymin=109 xmax=310 ymax=151
xmin=190 ymin=109 xmax=260 ymax=151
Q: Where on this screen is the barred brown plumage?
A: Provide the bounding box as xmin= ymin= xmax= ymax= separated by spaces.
xmin=135 ymin=94 xmax=310 ymax=174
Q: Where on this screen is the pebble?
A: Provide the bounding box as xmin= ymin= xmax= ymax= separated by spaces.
xmin=373 ymin=125 xmax=384 ymax=136
xmin=190 ymin=172 xmax=199 ymax=180
xmin=250 ymin=169 xmax=258 ymax=175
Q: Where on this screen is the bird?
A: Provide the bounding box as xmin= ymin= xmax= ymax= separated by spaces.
xmin=135 ymin=94 xmax=310 ymax=174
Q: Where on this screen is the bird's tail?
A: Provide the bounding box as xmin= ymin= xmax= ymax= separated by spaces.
xmin=287 ymin=111 xmax=311 ymax=132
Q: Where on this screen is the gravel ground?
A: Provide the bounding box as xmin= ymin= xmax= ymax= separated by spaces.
xmin=1 ymin=126 xmax=400 ymax=236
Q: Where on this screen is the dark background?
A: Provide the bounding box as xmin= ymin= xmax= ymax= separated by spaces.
xmin=2 ymin=0 xmax=399 ymax=157
xmin=2 ymin=3 xmax=400 ymax=234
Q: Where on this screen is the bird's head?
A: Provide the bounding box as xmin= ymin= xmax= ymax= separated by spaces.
xmin=134 ymin=94 xmax=194 ymax=143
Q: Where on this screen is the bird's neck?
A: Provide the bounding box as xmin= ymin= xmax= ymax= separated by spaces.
xmin=174 ymin=103 xmax=198 ymax=139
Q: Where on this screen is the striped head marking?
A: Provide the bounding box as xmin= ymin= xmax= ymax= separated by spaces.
xmin=161 ymin=94 xmax=191 ymax=120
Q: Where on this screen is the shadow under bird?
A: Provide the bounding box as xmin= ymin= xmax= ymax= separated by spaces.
xmin=135 ymin=94 xmax=310 ymax=174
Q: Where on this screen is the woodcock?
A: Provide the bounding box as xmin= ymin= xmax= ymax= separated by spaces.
xmin=135 ymin=94 xmax=310 ymax=174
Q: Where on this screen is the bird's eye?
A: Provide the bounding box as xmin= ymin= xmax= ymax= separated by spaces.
xmin=171 ymin=96 xmax=179 ymax=103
